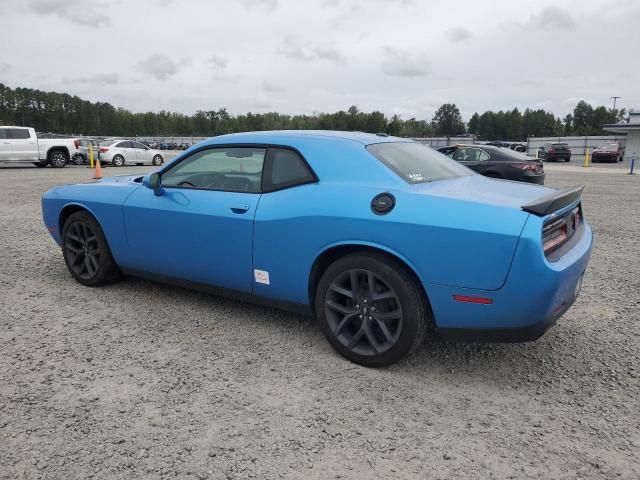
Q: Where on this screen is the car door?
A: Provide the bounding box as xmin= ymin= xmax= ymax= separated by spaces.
xmin=2 ymin=128 xmax=37 ymax=160
xmin=121 ymin=146 xmax=266 ymax=293
xmin=116 ymin=141 xmax=135 ymax=162
xmin=131 ymin=141 xmax=152 ymax=163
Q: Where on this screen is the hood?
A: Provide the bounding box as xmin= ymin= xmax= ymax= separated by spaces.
xmin=97 ymin=174 xmax=145 ymax=184
xmin=408 ymin=174 xmax=555 ymax=210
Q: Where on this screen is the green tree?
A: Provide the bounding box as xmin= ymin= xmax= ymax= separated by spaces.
xmin=432 ymin=103 xmax=465 ymax=136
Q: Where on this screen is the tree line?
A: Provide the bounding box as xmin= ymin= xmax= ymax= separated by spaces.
xmin=0 ymin=83 xmax=626 ymax=140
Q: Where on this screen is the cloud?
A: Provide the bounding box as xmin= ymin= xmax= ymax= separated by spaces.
xmin=240 ymin=0 xmax=277 ymax=9
xmin=527 ymin=6 xmax=575 ymax=30
xmin=28 ymin=0 xmax=111 ymax=26
xmin=207 ymin=55 xmax=229 ymax=69
xmin=380 ymin=47 xmax=430 ymax=77
xmin=447 ymin=27 xmax=473 ymax=43
xmin=262 ymin=81 xmax=284 ymax=92
xmin=314 ymin=46 xmax=347 ymax=63
xmin=63 ymin=73 xmax=119 ymax=86
xmin=0 ymin=63 xmax=11 ymax=74
xmin=136 ymin=54 xmax=184 ymax=80
xmin=277 ymin=37 xmax=346 ymax=63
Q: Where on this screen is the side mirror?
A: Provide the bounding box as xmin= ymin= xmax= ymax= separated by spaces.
xmin=143 ymin=172 xmax=164 ymax=196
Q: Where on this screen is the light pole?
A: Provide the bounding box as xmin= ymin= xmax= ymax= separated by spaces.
xmin=611 ymin=96 xmax=621 ymax=121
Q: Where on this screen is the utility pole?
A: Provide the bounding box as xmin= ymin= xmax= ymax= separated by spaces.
xmin=611 ymin=96 xmax=621 ymax=121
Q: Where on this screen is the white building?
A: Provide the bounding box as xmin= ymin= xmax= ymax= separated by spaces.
xmin=603 ymin=111 xmax=640 ymax=162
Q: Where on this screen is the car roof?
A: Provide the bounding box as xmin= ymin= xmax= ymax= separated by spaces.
xmin=203 ymin=130 xmax=407 ymax=147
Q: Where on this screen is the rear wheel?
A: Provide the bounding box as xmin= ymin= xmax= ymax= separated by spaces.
xmin=112 ymin=154 xmax=125 ymax=167
xmin=152 ymin=154 xmax=163 ymax=166
xmin=62 ymin=211 xmax=121 ymax=286
xmin=48 ymin=150 xmax=68 ymax=168
xmin=316 ymin=253 xmax=429 ymax=367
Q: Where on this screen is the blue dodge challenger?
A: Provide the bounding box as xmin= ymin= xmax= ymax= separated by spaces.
xmin=42 ymin=131 xmax=593 ymax=367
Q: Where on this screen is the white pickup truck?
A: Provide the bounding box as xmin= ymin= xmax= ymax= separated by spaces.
xmin=0 ymin=126 xmax=79 ymax=168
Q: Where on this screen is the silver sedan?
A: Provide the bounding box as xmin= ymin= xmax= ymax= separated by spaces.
xmin=97 ymin=140 xmax=164 ymax=167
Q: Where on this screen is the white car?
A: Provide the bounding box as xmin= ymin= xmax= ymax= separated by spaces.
xmin=0 ymin=126 xmax=79 ymax=167
xmin=97 ymin=139 xmax=164 ymax=167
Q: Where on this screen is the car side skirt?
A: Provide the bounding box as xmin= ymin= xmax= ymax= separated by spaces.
xmin=122 ymin=268 xmax=314 ymax=317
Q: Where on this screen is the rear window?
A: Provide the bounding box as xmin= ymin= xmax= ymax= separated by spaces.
xmin=552 ymin=143 xmax=569 ymax=147
xmin=367 ymin=142 xmax=472 ymax=184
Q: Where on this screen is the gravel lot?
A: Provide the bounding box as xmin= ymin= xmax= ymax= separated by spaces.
xmin=1 ymin=163 xmax=639 ymax=479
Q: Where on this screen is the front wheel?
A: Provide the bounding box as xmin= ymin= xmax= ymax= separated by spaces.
xmin=112 ymin=155 xmax=125 ymax=167
xmin=316 ymin=253 xmax=429 ymax=367
xmin=62 ymin=211 xmax=121 ymax=286
xmin=152 ymin=154 xmax=163 ymax=166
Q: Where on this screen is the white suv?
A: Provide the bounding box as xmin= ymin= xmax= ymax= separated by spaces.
xmin=98 ymin=139 xmax=164 ymax=167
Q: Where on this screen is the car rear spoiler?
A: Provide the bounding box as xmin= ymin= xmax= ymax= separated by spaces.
xmin=521 ymin=185 xmax=584 ymax=216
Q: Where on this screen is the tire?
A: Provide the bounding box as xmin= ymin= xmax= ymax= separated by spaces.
xmin=152 ymin=154 xmax=163 ymax=166
xmin=61 ymin=211 xmax=121 ymax=287
xmin=565 ymin=158 xmax=570 ymax=162
xmin=112 ymin=154 xmax=125 ymax=167
xmin=48 ymin=150 xmax=68 ymax=168
xmin=72 ymin=153 xmax=85 ymax=165
xmin=315 ymin=252 xmax=429 ymax=367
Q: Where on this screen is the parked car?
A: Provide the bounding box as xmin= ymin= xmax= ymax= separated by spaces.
xmin=0 ymin=126 xmax=78 ymax=167
xmin=591 ymin=143 xmax=624 ymax=163
xmin=42 ymin=131 xmax=592 ymax=367
xmin=97 ymin=139 xmax=164 ymax=167
xmin=438 ymin=144 xmax=545 ymax=184
xmin=538 ymin=143 xmax=572 ymax=162
xmin=510 ymin=143 xmax=527 ymax=153
xmin=71 ymin=138 xmax=99 ymax=165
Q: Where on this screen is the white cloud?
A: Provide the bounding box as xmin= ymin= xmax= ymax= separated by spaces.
xmin=28 ymin=0 xmax=111 ymax=26
xmin=447 ymin=27 xmax=473 ymax=43
xmin=527 ymin=6 xmax=575 ymax=30
xmin=380 ymin=47 xmax=430 ymax=77
xmin=63 ymin=73 xmax=119 ymax=86
xmin=136 ymin=55 xmax=182 ymax=80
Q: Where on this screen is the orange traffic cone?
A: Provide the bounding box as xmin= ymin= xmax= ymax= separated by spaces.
xmin=94 ymin=160 xmax=103 ymax=180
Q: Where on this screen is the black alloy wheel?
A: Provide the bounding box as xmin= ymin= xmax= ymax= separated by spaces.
xmin=316 ymin=253 xmax=429 ymax=367
xmin=326 ymin=268 xmax=403 ymax=356
xmin=62 ymin=211 xmax=121 ymax=286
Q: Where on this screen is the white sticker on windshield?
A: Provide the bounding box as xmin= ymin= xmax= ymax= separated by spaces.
xmin=254 ymin=269 xmax=270 ymax=285
xmin=408 ymin=173 xmax=424 ymax=182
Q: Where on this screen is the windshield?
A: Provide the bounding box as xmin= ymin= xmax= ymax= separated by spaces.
xmin=596 ymin=144 xmax=618 ymax=150
xmin=367 ymin=142 xmax=472 ymax=184
xmin=98 ymin=139 xmax=118 ymax=146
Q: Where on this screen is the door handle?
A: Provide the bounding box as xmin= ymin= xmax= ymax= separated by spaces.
xmin=230 ymin=204 xmax=250 ymax=214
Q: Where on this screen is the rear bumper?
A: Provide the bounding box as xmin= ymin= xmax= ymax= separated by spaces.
xmin=438 ymin=284 xmax=577 ymax=342
xmin=521 ymin=173 xmax=545 ymax=185
xmin=426 ymin=213 xmax=593 ymax=342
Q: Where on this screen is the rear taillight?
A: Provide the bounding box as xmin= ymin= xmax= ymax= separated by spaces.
xmin=548 ymin=148 xmax=556 ymax=152
xmin=511 ymin=163 xmax=538 ymax=171
xmin=74 ymin=139 xmax=80 ymax=149
xmin=99 ymin=147 xmax=109 ymax=153
xmin=543 ymin=218 xmax=568 ymax=253
xmin=542 ymin=206 xmax=581 ymax=255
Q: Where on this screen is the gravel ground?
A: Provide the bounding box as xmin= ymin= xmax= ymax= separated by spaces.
xmin=1 ymin=164 xmax=639 ymax=479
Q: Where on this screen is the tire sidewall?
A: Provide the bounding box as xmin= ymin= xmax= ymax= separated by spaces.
xmin=112 ymin=155 xmax=124 ymax=167
xmin=315 ymin=254 xmax=426 ymax=367
xmin=62 ymin=211 xmax=119 ymax=287
xmin=72 ymin=153 xmax=85 ymax=165
xmin=152 ymin=155 xmax=163 ymax=166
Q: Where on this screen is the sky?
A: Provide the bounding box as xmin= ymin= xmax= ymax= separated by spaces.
xmin=0 ymin=0 xmax=638 ymax=121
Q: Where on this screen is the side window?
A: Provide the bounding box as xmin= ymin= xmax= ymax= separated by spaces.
xmin=0 ymin=129 xmax=6 ymax=140
xmin=477 ymin=150 xmax=490 ymax=161
xmin=118 ymin=141 xmax=132 ymax=148
xmin=452 ymin=149 xmax=466 ymax=161
xmin=162 ymin=147 xmax=266 ymax=193
xmin=7 ymin=128 xmax=30 ymax=139
xmin=132 ymin=142 xmax=147 ymax=149
xmin=263 ymin=148 xmax=316 ymax=192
